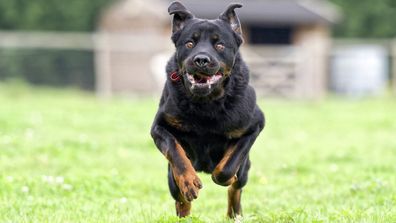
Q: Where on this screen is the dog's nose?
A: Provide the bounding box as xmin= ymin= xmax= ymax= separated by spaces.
xmin=193 ymin=55 xmax=211 ymax=68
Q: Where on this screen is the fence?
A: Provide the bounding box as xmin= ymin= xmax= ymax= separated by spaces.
xmin=0 ymin=31 xmax=172 ymax=96
xmin=0 ymin=30 xmax=395 ymax=97
xmin=0 ymin=31 xmax=96 ymax=90
xmin=241 ymin=46 xmax=301 ymax=97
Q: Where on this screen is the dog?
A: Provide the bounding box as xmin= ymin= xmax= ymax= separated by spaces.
xmin=151 ymin=1 xmax=265 ymax=218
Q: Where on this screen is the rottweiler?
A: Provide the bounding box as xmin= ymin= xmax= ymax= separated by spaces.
xmin=151 ymin=1 xmax=265 ymax=218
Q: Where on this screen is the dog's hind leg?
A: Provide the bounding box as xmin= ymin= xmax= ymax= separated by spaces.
xmin=227 ymin=157 xmax=250 ymax=218
xmin=228 ymin=184 xmax=242 ymax=218
xmin=168 ymin=164 xmax=192 ymax=217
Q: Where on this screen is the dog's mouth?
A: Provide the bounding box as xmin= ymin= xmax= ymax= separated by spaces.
xmin=185 ymin=72 xmax=223 ymax=89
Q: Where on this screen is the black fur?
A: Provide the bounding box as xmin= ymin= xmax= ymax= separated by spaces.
xmin=151 ymin=1 xmax=265 ymax=217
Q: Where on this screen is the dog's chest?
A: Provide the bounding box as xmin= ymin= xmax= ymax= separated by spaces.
xmin=165 ymin=107 xmax=247 ymax=135
xmin=163 ymin=102 xmax=251 ymax=172
xmin=178 ymin=133 xmax=231 ymax=173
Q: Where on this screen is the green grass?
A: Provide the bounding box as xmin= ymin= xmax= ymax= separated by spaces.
xmin=1 ymin=83 xmax=396 ymax=223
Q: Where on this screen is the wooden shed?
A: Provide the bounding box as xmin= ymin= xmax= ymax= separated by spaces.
xmin=96 ymin=0 xmax=340 ymax=98
xmin=95 ymin=0 xmax=171 ymax=97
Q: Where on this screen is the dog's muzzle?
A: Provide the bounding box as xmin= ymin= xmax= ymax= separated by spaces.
xmin=186 ymin=72 xmax=223 ymax=90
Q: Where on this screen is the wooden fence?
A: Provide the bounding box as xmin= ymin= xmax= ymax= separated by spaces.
xmin=1 ymin=30 xmax=395 ymax=97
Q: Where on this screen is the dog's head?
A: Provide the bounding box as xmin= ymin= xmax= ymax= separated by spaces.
xmin=168 ymin=1 xmax=243 ymax=97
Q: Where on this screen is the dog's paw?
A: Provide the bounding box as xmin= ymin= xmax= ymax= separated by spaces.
xmin=176 ymin=172 xmax=202 ymax=202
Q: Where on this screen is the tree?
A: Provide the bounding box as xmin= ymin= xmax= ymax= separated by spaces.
xmin=330 ymin=0 xmax=396 ymax=38
xmin=0 ymin=0 xmax=113 ymax=90
xmin=0 ymin=0 xmax=112 ymax=31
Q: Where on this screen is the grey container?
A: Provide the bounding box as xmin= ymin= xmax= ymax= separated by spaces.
xmin=330 ymin=44 xmax=388 ymax=97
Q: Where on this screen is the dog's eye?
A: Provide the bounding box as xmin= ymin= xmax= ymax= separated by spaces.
xmin=185 ymin=41 xmax=194 ymax=49
xmin=215 ymin=43 xmax=225 ymax=51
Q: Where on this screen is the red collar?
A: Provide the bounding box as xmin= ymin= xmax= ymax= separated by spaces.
xmin=170 ymin=71 xmax=181 ymax=82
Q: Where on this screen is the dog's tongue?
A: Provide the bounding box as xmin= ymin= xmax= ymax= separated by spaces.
xmin=196 ymin=77 xmax=207 ymax=84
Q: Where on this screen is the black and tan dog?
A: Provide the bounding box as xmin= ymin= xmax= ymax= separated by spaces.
xmin=151 ymin=1 xmax=265 ymax=218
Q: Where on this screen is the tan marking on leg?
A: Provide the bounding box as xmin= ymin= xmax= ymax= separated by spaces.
xmin=169 ymin=141 xmax=202 ymax=204
xmin=212 ymin=145 xmax=238 ymax=186
xmin=227 ymin=182 xmax=242 ymax=218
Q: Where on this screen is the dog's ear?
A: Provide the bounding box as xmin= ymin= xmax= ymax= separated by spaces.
xmin=168 ymin=1 xmax=194 ymax=34
xmin=219 ymin=3 xmax=243 ymax=36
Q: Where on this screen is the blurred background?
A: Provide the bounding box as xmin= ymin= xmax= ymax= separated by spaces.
xmin=0 ymin=0 xmax=395 ymax=99
xmin=1 ymin=1 xmax=396 ymax=221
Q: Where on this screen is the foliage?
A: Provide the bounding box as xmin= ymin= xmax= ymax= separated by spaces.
xmin=0 ymin=0 xmax=112 ymax=89
xmin=0 ymin=0 xmax=112 ymax=31
xmin=1 ymin=84 xmax=395 ymax=222
xmin=330 ymin=0 xmax=396 ymax=38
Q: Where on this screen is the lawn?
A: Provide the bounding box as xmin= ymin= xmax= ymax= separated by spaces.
xmin=0 ymin=83 xmax=395 ymax=223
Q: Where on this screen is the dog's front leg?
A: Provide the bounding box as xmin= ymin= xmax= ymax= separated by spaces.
xmin=212 ymin=125 xmax=261 ymax=218
xmin=212 ymin=125 xmax=261 ymax=186
xmin=151 ymin=124 xmax=202 ymax=217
